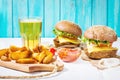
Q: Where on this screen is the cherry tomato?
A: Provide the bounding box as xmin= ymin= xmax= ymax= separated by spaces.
xmin=49 ymin=48 xmax=56 ymax=55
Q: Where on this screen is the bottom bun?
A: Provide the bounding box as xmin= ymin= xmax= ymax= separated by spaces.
xmin=53 ymin=37 xmax=80 ymax=48
xmin=84 ymin=49 xmax=117 ymax=59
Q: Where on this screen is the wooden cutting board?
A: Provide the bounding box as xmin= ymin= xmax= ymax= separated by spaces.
xmin=0 ymin=60 xmax=64 ymax=72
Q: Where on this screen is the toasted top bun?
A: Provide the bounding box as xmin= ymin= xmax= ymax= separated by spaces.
xmin=84 ymin=25 xmax=117 ymax=42
xmin=55 ymin=20 xmax=82 ymax=36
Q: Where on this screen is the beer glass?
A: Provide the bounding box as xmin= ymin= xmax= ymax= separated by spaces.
xmin=19 ymin=18 xmax=42 ymax=49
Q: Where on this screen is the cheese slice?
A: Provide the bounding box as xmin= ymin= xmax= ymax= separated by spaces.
xmin=87 ymin=45 xmax=118 ymax=53
xmin=58 ymin=36 xmax=80 ymax=44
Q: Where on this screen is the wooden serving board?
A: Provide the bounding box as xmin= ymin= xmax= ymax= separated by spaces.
xmin=0 ymin=60 xmax=64 ymax=73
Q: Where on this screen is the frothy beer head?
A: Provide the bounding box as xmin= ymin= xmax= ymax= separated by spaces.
xmin=20 ymin=19 xmax=42 ymax=23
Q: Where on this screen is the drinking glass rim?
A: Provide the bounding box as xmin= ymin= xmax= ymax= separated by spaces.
xmin=19 ymin=18 xmax=42 ymax=22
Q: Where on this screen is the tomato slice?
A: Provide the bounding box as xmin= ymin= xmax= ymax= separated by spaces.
xmin=98 ymin=43 xmax=112 ymax=47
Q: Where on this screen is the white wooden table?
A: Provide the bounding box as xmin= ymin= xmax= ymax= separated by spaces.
xmin=0 ymin=38 xmax=120 ymax=80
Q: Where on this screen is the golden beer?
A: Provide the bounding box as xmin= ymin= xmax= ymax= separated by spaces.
xmin=19 ymin=19 xmax=42 ymax=49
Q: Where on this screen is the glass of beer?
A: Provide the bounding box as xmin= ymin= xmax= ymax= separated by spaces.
xmin=19 ymin=18 xmax=42 ymax=49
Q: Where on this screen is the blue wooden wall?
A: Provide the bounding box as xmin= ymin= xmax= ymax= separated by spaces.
xmin=0 ymin=0 xmax=120 ymax=38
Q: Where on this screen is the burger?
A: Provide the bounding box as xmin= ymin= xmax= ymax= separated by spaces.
xmin=53 ymin=20 xmax=82 ymax=47
xmin=83 ymin=25 xmax=118 ymax=59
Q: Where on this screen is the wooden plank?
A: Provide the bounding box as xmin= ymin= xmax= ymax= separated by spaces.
xmin=75 ymin=0 xmax=92 ymax=33
xmin=0 ymin=0 xmax=119 ymax=38
xmin=61 ymin=0 xmax=92 ymax=34
xmin=108 ymin=0 xmax=120 ymax=37
xmin=61 ymin=0 xmax=75 ymax=22
xmin=44 ymin=0 xmax=60 ymax=37
xmin=0 ymin=0 xmax=12 ymax=37
xmin=28 ymin=0 xmax=44 ymax=37
xmin=92 ymin=0 xmax=107 ymax=25
xmin=12 ymin=0 xmax=28 ymax=37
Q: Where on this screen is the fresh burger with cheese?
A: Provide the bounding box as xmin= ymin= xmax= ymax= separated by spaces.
xmin=53 ymin=20 xmax=82 ymax=47
xmin=83 ymin=25 xmax=118 ymax=59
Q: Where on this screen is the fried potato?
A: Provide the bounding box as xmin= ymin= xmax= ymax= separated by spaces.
xmin=10 ymin=46 xmax=27 ymax=52
xmin=45 ymin=49 xmax=53 ymax=56
xmin=32 ymin=53 xmax=39 ymax=58
xmin=43 ymin=53 xmax=53 ymax=64
xmin=33 ymin=46 xmax=54 ymax=64
xmin=9 ymin=46 xmax=21 ymax=52
xmin=16 ymin=58 xmax=37 ymax=64
xmin=33 ymin=45 xmax=49 ymax=53
xmin=33 ymin=46 xmax=40 ymax=53
xmin=35 ymin=51 xmax=46 ymax=63
xmin=9 ymin=51 xmax=21 ymax=60
xmin=10 ymin=50 xmax=32 ymax=60
xmin=0 ymin=49 xmax=8 ymax=58
xmin=0 ymin=45 xmax=55 ymax=64
xmin=1 ymin=55 xmax=11 ymax=61
xmin=20 ymin=50 xmax=32 ymax=58
xmin=19 ymin=46 xmax=28 ymax=52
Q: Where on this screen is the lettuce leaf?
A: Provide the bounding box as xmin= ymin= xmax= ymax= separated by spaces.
xmin=53 ymin=29 xmax=79 ymax=38
xmin=81 ymin=37 xmax=110 ymax=45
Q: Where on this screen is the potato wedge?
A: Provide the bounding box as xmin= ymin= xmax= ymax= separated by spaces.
xmin=35 ymin=51 xmax=46 ymax=63
xmin=1 ymin=55 xmax=11 ymax=61
xmin=19 ymin=50 xmax=32 ymax=58
xmin=9 ymin=46 xmax=21 ymax=52
xmin=33 ymin=46 xmax=40 ymax=53
xmin=45 ymin=49 xmax=53 ymax=56
xmin=10 ymin=50 xmax=32 ymax=60
xmin=32 ymin=53 xmax=39 ymax=58
xmin=9 ymin=51 xmax=21 ymax=60
xmin=43 ymin=53 xmax=53 ymax=64
xmin=16 ymin=58 xmax=37 ymax=64
xmin=19 ymin=46 xmax=28 ymax=52
xmin=0 ymin=49 xmax=8 ymax=58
